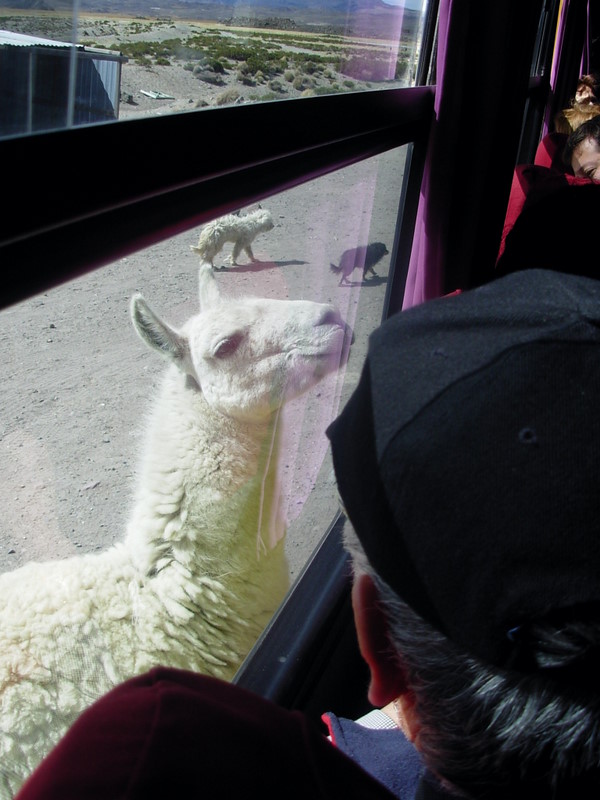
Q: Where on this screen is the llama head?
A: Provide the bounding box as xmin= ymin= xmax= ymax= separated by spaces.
xmin=255 ymin=208 xmax=274 ymax=231
xmin=131 ymin=263 xmax=352 ymax=421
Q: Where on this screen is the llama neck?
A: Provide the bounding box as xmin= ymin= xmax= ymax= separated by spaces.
xmin=125 ymin=368 xmax=286 ymax=576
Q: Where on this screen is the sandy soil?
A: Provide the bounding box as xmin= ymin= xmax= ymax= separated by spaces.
xmin=0 ymin=16 xmax=407 ymax=585
xmin=75 ymin=15 xmax=405 ymax=121
xmin=112 ymin=24 xmax=318 ymax=120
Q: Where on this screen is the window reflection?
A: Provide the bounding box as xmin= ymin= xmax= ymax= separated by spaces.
xmin=0 ymin=146 xmax=406 ymax=791
xmin=0 ymin=1 xmax=427 ymax=135
xmin=0 ymin=146 xmax=406 ymax=578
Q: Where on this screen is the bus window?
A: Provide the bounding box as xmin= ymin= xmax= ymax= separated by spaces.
xmin=0 ymin=0 xmax=429 ymax=137
xmin=0 ymin=145 xmax=406 ymax=572
xmin=0 ymin=144 xmax=408 ymax=790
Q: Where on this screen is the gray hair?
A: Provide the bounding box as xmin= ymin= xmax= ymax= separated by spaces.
xmin=343 ymin=525 xmax=600 ymax=798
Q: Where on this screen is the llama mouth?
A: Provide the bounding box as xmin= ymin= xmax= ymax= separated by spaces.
xmin=340 ymin=324 xmax=354 ymax=363
xmin=297 ymin=325 xmax=354 ymax=370
xmin=298 ymin=325 xmax=353 ymax=359
xmin=334 ymin=322 xmax=355 ymax=355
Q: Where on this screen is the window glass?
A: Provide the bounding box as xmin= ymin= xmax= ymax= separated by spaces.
xmin=0 ymin=146 xmax=407 ymax=789
xmin=1 ymin=147 xmax=405 ymax=575
xmin=0 ymin=146 xmax=406 ymax=712
xmin=0 ymin=1 xmax=428 ymax=136
xmin=529 ymin=0 xmax=557 ymax=78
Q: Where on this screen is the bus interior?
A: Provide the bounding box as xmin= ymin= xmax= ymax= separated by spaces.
xmin=0 ymin=0 xmax=598 ymax=765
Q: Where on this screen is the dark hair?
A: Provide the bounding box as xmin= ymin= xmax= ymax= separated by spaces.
xmin=344 ymin=526 xmax=600 ymax=799
xmin=563 ymin=115 xmax=600 ymax=166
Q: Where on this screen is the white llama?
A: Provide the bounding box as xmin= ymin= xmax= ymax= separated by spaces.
xmin=0 ymin=263 xmax=352 ymax=798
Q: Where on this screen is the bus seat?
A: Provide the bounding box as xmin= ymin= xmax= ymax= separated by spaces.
xmin=497 ymin=164 xmax=593 ymax=263
xmin=496 ymin=180 xmax=600 ymax=278
xmin=534 ymin=132 xmax=568 ymax=171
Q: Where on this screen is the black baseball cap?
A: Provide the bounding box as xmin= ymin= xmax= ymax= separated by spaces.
xmin=327 ymin=269 xmax=600 ymax=672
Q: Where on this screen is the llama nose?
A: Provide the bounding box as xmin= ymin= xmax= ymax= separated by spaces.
xmin=316 ymin=307 xmax=354 ymax=344
xmin=316 ymin=307 xmax=343 ymax=328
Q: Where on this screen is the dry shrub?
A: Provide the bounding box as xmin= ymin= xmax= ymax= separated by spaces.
xmin=216 ymin=88 xmax=241 ymax=106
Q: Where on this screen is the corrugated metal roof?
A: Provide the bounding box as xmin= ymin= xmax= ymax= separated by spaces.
xmin=0 ymin=30 xmax=84 ymax=49
xmin=0 ymin=28 xmax=127 ymax=134
xmin=0 ymin=30 xmax=124 ymax=60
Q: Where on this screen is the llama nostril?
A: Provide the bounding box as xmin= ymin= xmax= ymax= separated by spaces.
xmin=318 ymin=308 xmax=341 ymax=328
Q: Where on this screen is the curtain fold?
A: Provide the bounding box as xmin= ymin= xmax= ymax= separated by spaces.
xmin=401 ymin=0 xmax=451 ymax=308
xmin=403 ymin=0 xmax=545 ymax=309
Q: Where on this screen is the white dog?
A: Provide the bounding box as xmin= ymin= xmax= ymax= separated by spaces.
xmin=191 ymin=208 xmax=275 ymax=268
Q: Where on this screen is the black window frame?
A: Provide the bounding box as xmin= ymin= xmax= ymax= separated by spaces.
xmin=0 ymin=86 xmax=434 ymax=313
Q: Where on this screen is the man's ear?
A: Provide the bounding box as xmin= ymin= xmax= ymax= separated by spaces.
xmin=351 ymin=573 xmax=407 ymax=707
xmin=352 ymin=573 xmax=422 ymax=744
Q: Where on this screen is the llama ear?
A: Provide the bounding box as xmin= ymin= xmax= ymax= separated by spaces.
xmin=130 ymin=294 xmax=191 ymax=371
xmin=198 ymin=262 xmax=221 ymax=310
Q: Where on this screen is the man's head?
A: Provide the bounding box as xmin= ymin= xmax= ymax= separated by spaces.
xmin=564 ymin=114 xmax=600 ymax=178
xmin=327 ymin=269 xmax=600 ymax=796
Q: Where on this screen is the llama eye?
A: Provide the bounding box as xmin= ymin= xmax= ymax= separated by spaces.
xmin=212 ymin=332 xmax=244 ymax=358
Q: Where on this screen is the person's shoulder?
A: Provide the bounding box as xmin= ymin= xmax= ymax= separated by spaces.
xmin=323 ymin=711 xmax=424 ymax=799
xmin=15 ymin=667 xmax=399 ymax=800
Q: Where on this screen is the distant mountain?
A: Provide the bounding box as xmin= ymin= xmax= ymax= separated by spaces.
xmin=4 ymin=0 xmax=421 ymax=38
xmin=186 ymin=0 xmax=401 ymax=11
xmin=145 ymin=0 xmax=420 ymax=16
xmin=179 ymin=0 xmax=422 ymax=37
xmin=192 ymin=0 xmax=421 ymax=18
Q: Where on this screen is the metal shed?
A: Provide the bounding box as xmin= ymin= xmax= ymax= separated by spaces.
xmin=0 ymin=30 xmax=128 ymax=137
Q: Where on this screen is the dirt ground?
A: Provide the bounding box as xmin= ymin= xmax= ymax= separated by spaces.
xmin=111 ymin=22 xmax=351 ymax=120
xmin=96 ymin=16 xmax=404 ymax=121
xmin=0 ymin=16 xmax=408 ymax=583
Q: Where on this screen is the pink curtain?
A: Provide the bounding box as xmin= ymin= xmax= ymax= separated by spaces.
xmin=401 ymin=0 xmax=452 ymax=308
xmin=402 ymin=0 xmax=547 ymax=309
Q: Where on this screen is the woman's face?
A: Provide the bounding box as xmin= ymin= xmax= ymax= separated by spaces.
xmin=571 ymin=136 xmax=600 ymax=180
